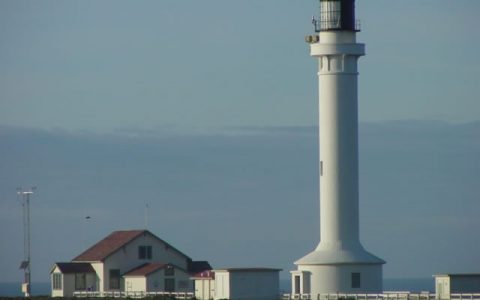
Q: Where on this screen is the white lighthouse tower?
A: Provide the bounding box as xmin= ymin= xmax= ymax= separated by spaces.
xmin=291 ymin=0 xmax=384 ymax=296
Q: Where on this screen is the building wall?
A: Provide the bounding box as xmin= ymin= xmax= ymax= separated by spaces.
xmin=231 ymin=271 xmax=279 ymax=300
xmin=214 ymin=270 xmax=280 ymax=300
xmin=297 ymin=264 xmax=382 ymax=295
xmin=214 ymin=271 xmax=230 ymax=300
xmin=125 ymin=277 xmax=146 ymax=293
xmin=451 ymin=276 xmax=480 ymax=293
xmin=51 ymin=268 xmax=64 ymax=297
xmin=194 ymin=279 xmax=215 ymax=300
xmin=102 ymin=232 xmax=189 ymax=291
xmin=51 ymin=266 xmax=97 ymax=297
xmin=435 ymin=276 xmax=450 ymax=299
xmin=145 ymin=267 xmax=192 ymax=292
xmin=290 ymin=270 xmax=310 ymax=294
xmin=91 ymin=262 xmax=104 ymax=292
xmin=146 ymin=272 xmax=164 ymax=292
xmin=62 ymin=274 xmax=76 ymax=297
xmin=172 ymin=268 xmax=193 ymax=292
xmin=123 ymin=266 xmax=193 ymax=293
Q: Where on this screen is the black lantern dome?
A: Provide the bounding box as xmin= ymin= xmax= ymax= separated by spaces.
xmin=314 ymin=0 xmax=358 ymax=32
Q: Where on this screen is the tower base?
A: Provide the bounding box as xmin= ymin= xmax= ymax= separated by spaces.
xmin=291 ymin=263 xmax=383 ymax=296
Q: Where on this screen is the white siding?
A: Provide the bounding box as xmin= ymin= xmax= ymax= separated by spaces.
xmin=297 ymin=264 xmax=382 ymax=295
xmin=214 ymin=271 xmax=230 ymax=300
xmin=51 ymin=267 xmax=64 ymax=297
xmin=435 ymin=276 xmax=450 ymax=299
xmin=91 ymin=262 xmax=103 ymax=292
xmin=125 ymin=277 xmax=146 ymax=293
xmin=194 ymin=279 xmax=215 ymax=300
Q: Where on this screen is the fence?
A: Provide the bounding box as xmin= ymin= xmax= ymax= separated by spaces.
xmin=73 ymin=290 xmax=194 ymax=298
xmin=282 ymin=293 xmax=480 ymax=300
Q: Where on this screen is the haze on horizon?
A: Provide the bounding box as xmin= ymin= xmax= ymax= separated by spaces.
xmin=0 ymin=0 xmax=479 ymax=284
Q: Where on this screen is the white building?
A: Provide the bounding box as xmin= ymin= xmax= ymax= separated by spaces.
xmin=50 ymin=263 xmax=97 ymax=297
xmin=213 ymin=268 xmax=281 ymax=300
xmin=434 ymin=274 xmax=480 ymax=299
xmin=191 ymin=270 xmax=215 ymax=300
xmin=50 ymin=229 xmax=211 ymax=297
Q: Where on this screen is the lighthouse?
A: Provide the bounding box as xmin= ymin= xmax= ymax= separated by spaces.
xmin=291 ymin=0 xmax=385 ymax=296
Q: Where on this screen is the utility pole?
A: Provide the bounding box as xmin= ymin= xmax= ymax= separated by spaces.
xmin=17 ymin=187 xmax=36 ymax=297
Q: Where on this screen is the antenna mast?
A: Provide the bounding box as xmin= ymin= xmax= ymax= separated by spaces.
xmin=17 ymin=187 xmax=36 ymax=297
xmin=145 ymin=203 xmax=149 ymax=229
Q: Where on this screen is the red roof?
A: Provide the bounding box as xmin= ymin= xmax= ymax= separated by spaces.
xmin=123 ymin=263 xmax=167 ymax=276
xmin=72 ymin=230 xmax=145 ymax=262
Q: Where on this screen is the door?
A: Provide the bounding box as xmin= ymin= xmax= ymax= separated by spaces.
xmin=165 ymin=278 xmax=175 ymax=292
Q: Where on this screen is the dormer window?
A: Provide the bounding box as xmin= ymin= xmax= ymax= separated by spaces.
xmin=138 ymin=245 xmax=152 ymax=260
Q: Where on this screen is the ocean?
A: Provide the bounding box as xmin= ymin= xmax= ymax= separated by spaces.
xmin=0 ymin=278 xmax=434 ymax=297
xmin=0 ymin=282 xmax=51 ymax=297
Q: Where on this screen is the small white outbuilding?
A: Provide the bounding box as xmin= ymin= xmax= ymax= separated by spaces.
xmin=191 ymin=270 xmax=215 ymax=300
xmin=434 ymin=274 xmax=480 ymax=299
xmin=213 ymin=268 xmax=281 ymax=300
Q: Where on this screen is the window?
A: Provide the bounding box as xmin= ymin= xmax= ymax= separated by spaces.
xmin=294 ymin=275 xmax=301 ymax=294
xmin=138 ymin=245 xmax=152 ymax=259
xmin=75 ymin=273 xmax=86 ymax=290
xmin=52 ymin=273 xmax=62 ymax=290
xmin=165 ymin=265 xmax=175 ymax=276
xmin=165 ymin=278 xmax=175 ymax=292
xmin=109 ymin=269 xmax=121 ymax=290
xmin=351 ymin=272 xmax=361 ymax=288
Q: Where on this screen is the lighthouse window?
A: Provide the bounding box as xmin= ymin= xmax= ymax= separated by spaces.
xmin=351 ymin=272 xmax=361 ymax=288
xmin=320 ymin=0 xmax=341 ymax=29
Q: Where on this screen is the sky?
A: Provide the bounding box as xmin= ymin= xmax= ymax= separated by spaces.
xmin=0 ymin=0 xmax=479 ymax=286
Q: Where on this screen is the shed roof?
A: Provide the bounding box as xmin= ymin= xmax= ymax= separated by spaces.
xmin=52 ymin=262 xmax=95 ymax=274
xmin=72 ymin=230 xmax=190 ymax=262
